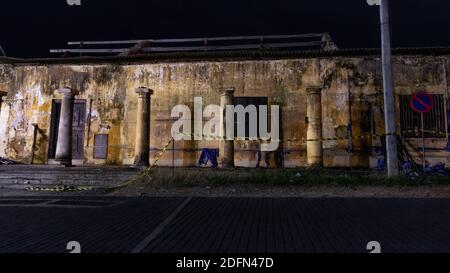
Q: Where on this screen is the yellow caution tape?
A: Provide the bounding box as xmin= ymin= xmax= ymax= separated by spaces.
xmin=175 ymin=129 xmax=449 ymax=143
xmin=24 ymin=128 xmax=449 ymax=193
xmin=105 ymin=137 xmax=175 ymax=192
xmin=25 ymin=186 xmax=93 ymax=192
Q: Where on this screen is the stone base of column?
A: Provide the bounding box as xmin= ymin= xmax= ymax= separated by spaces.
xmin=134 ymin=154 xmax=150 ymax=168
xmin=55 ymin=158 xmax=73 ymax=167
xmin=219 ymin=155 xmax=235 ymax=169
xmin=306 ymin=153 xmax=323 ymax=168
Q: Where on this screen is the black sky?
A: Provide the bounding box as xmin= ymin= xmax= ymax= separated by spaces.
xmin=1 ymin=0 xmax=449 ymax=58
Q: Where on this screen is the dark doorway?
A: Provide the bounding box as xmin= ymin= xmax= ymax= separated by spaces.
xmin=0 ymin=91 xmax=7 ymax=110
xmin=233 ymin=97 xmax=269 ymax=138
xmin=48 ymin=100 xmax=86 ymax=160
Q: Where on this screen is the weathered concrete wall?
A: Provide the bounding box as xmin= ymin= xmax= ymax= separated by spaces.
xmin=0 ymin=64 xmax=14 ymax=158
xmin=0 ymin=55 xmax=448 ymax=168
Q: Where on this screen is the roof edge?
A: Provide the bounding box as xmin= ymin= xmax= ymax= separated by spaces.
xmin=1 ymin=47 xmax=450 ymax=66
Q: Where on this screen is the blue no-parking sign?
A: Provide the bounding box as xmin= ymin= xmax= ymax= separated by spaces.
xmin=410 ymin=92 xmax=433 ymax=114
xmin=409 ymin=92 xmax=434 ymax=171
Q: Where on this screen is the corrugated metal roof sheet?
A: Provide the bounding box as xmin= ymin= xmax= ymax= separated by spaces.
xmin=1 ymin=47 xmax=450 ymax=65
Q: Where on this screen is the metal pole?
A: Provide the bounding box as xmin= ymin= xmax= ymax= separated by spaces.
xmin=380 ymin=0 xmax=399 ymax=176
xmin=172 ymin=139 xmax=175 ymax=182
xmin=442 ymin=58 xmax=449 ymax=138
xmin=421 ymin=113 xmax=426 ymax=172
xmin=347 ymin=78 xmax=353 ymax=153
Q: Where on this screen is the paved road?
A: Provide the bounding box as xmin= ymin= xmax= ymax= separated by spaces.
xmin=0 ymin=196 xmax=450 ymax=253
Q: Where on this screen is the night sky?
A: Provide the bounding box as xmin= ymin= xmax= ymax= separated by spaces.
xmin=1 ymin=0 xmax=449 ymax=58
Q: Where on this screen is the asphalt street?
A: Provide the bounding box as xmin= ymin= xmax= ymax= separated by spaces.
xmin=0 ymin=196 xmax=450 ymax=253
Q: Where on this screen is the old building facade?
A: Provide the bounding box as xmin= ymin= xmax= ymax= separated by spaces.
xmin=0 ymin=49 xmax=449 ymax=168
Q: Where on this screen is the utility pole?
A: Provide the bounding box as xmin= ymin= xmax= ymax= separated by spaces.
xmin=367 ymin=0 xmax=399 ymax=176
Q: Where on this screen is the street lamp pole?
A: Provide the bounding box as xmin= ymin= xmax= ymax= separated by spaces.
xmin=368 ymin=0 xmax=399 ymax=176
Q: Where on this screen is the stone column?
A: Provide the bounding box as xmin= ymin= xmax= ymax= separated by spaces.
xmin=0 ymin=97 xmax=11 ymax=158
xmin=55 ymin=88 xmax=79 ymax=166
xmin=219 ymin=87 xmax=235 ymax=168
xmin=306 ymin=86 xmax=323 ymax=167
xmin=134 ymin=87 xmax=153 ymax=167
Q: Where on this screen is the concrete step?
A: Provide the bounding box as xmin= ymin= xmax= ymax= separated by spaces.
xmin=0 ymin=165 xmax=141 ymax=187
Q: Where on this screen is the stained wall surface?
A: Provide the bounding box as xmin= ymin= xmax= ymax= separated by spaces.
xmin=0 ymin=55 xmax=448 ymax=168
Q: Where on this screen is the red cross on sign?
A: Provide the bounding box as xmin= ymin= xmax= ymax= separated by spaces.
xmin=410 ymin=92 xmax=434 ymax=114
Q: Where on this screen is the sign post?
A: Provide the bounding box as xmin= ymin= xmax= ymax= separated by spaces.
xmin=410 ymin=92 xmax=434 ymax=172
xmin=367 ymin=0 xmax=399 ymax=176
xmin=421 ymin=113 xmax=425 ymax=171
